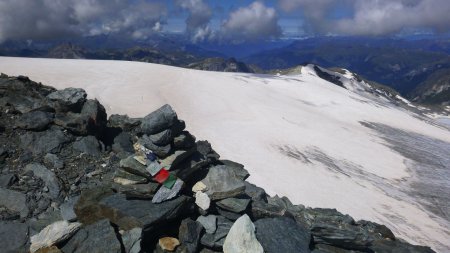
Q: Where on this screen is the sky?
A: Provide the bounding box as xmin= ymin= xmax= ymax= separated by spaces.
xmin=1 ymin=0 xmax=450 ymax=43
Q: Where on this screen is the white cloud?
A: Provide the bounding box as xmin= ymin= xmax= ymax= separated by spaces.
xmin=175 ymin=0 xmax=214 ymax=42
xmin=220 ymin=1 xmax=282 ymax=43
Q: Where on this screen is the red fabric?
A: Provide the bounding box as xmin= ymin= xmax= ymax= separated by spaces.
xmin=154 ymin=169 xmax=170 ymax=184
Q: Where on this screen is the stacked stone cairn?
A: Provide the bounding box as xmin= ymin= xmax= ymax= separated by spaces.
xmin=0 ymin=74 xmax=436 ymax=253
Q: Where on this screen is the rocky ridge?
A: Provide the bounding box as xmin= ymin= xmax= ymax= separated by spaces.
xmin=0 ymin=74 xmax=436 ymax=253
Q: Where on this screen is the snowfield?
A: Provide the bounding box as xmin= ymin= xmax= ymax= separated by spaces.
xmin=1 ymin=57 xmax=449 ymax=252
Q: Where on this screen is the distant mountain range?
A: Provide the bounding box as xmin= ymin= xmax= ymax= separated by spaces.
xmin=1 ymin=35 xmax=450 ymax=105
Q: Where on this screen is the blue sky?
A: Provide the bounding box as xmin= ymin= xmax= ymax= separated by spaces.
xmin=0 ymin=0 xmax=449 ymax=43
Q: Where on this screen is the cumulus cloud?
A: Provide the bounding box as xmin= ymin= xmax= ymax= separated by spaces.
xmin=220 ymin=1 xmax=282 ymax=43
xmin=278 ymin=0 xmax=450 ymax=35
xmin=0 ymin=0 xmax=167 ymax=42
xmin=175 ymin=0 xmax=214 ymax=42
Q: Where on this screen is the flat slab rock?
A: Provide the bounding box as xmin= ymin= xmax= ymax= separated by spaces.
xmin=25 ymin=163 xmax=60 ymax=199
xmin=30 ymin=220 xmax=81 ymax=253
xmin=201 ymin=165 xmax=246 ymax=200
xmin=255 ymin=217 xmax=311 ymax=253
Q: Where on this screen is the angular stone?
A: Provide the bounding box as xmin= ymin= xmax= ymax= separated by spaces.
xmin=152 ymin=178 xmax=184 ymax=203
xmin=369 ymin=239 xmax=435 ymax=253
xmin=0 ymin=174 xmax=17 ymax=188
xmin=220 ymin=160 xmax=250 ymax=180
xmin=255 ymin=217 xmax=311 ymax=253
xmin=192 ymin=181 xmax=207 ymax=193
xmin=311 ymin=224 xmax=372 ymax=250
xmin=122 ymin=227 xmax=142 ymax=253
xmin=60 ymin=196 xmax=79 ymax=222
xmin=217 ymin=208 xmax=241 ymax=221
xmin=146 ymin=161 xmax=162 ymax=176
xmin=197 ymin=215 xmax=217 ymax=234
xmin=251 ymin=200 xmax=289 ymax=219
xmin=195 ymin=191 xmax=211 ymax=211
xmin=72 ymin=136 xmax=102 ymax=157
xmin=0 ymin=221 xmax=29 ymax=253
xmin=25 ymin=163 xmax=60 ymax=199
xmin=160 ymin=149 xmax=194 ymax=170
xmin=28 ymin=210 xmax=63 ymax=234
xmin=108 ymin=114 xmax=141 ymax=132
xmin=30 ymin=220 xmax=82 ymax=253
xmin=179 ymin=218 xmax=203 ymax=253
xmin=244 ymin=182 xmax=267 ymax=202
xmin=44 ymin=154 xmax=64 ymax=170
xmin=112 ymin=183 xmax=159 ymax=199
xmin=61 ymin=219 xmax=121 ymax=253
xmin=217 ymin=198 xmax=251 ymax=213
xmin=97 ymin=194 xmax=190 ymax=230
xmin=149 ymin=129 xmax=174 ymax=146
xmin=0 ymin=187 xmax=29 ymax=218
xmin=120 ymin=155 xmax=150 ymax=178
xmin=138 ymin=135 xmax=172 ymax=158
xmin=223 ymin=214 xmax=263 ymax=253
xmin=202 ymin=165 xmax=246 ymax=200
xmin=16 ymin=111 xmax=54 ymax=131
xmin=112 ymin=132 xmax=134 ymax=155
xmin=133 ymin=155 xmax=147 ymax=165
xmin=200 ymin=216 xmax=233 ymax=249
xmin=20 ymin=129 xmax=72 ymax=155
xmin=141 ymin=104 xmax=178 ymax=135
xmin=173 ymin=131 xmax=196 ymax=149
xmin=114 ymin=168 xmax=148 ymax=185
xmin=158 ymin=237 xmax=180 ymax=252
xmin=46 ymin=88 xmax=86 ymax=112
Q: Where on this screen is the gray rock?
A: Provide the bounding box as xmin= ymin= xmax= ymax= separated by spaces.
xmin=112 ymin=132 xmax=134 ymax=156
xmin=114 ymin=168 xmax=148 ymax=185
xmin=140 ymin=104 xmax=178 ymax=135
xmin=195 ymin=191 xmax=211 ymax=211
xmin=312 ymin=244 xmax=358 ymax=253
xmin=179 ymin=218 xmax=204 ymax=253
xmin=20 ymin=128 xmax=73 ymax=155
xmin=202 ymin=165 xmax=246 ymax=200
xmin=46 ymin=87 xmax=87 ymax=112
xmin=255 ymin=217 xmax=311 ymax=253
xmin=223 ymin=214 xmax=263 ymax=253
xmin=149 ymin=129 xmax=174 ymax=146
xmin=60 ymin=196 xmax=79 ymax=221
xmin=108 ymin=114 xmax=141 ymax=132
xmin=369 ymin=239 xmax=435 ymax=253
xmin=61 ymin=219 xmax=121 ymax=253
xmin=0 ymin=221 xmax=29 ymax=253
xmin=0 ymin=187 xmax=29 ymax=218
xmin=16 ymin=111 xmax=54 ymax=131
xmin=138 ymin=135 xmax=172 ymax=158
xmin=160 ymin=149 xmax=194 ymax=171
xmin=197 ymin=215 xmax=217 ymax=234
xmin=173 ymin=131 xmax=196 ymax=149
xmin=119 ymin=155 xmax=150 ymax=178
xmin=0 ymin=148 xmax=8 ymax=163
xmin=73 ymin=136 xmax=102 ymax=156
xmin=310 ymin=224 xmax=372 ymax=250
xmin=112 ymin=182 xmax=159 ymax=199
xmin=28 ymin=210 xmax=63 ymax=234
xmin=44 ymin=153 xmax=64 ymax=170
xmin=251 ymin=200 xmax=290 ymax=219
xmin=30 ymin=220 xmax=81 ymax=253
xmin=98 ymin=194 xmax=191 ymax=230
xmin=0 ymin=174 xmax=17 ymax=188
xmin=152 ymin=178 xmax=184 ymax=203
xmin=217 ymin=208 xmax=242 ymax=221
xmin=244 ymin=182 xmax=267 ymax=202
xmin=200 ymin=216 xmax=233 ymax=249
xmin=53 ymin=99 xmax=107 ymax=136
xmin=25 ymin=163 xmax=60 ymax=199
xmin=122 ymin=227 xmax=142 ymax=253
xmin=217 ymin=198 xmax=251 ymax=213
xmin=219 ymin=160 xmax=250 ymax=180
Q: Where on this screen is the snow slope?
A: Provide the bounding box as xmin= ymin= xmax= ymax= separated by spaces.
xmin=1 ymin=57 xmax=449 ymax=252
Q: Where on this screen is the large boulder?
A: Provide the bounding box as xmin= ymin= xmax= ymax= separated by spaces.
xmin=20 ymin=128 xmax=73 ymax=155
xmin=46 ymin=88 xmax=86 ymax=113
xmin=223 ymin=214 xmax=263 ymax=253
xmin=140 ymin=104 xmax=178 ymax=135
xmin=255 ymin=217 xmax=311 ymax=253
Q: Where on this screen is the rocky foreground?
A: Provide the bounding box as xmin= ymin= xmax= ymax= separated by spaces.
xmin=0 ymin=74 xmax=436 ymax=253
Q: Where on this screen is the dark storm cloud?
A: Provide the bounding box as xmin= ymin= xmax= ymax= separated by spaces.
xmin=0 ymin=0 xmax=167 ymax=42
xmin=278 ymin=0 xmax=450 ymax=35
